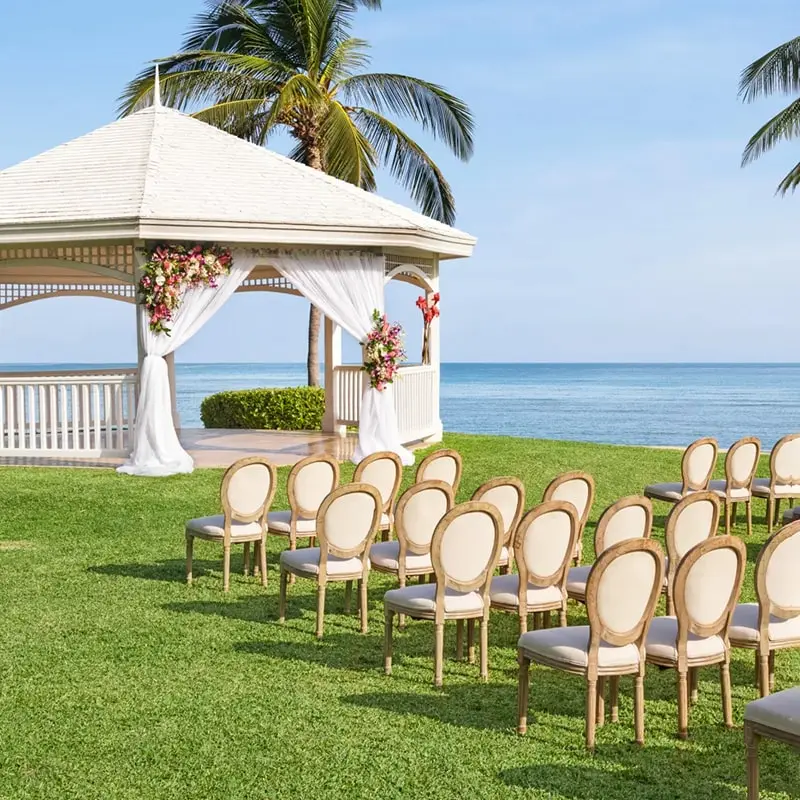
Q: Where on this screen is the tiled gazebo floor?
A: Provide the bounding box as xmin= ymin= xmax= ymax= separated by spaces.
xmin=0 ymin=429 xmax=374 ymax=470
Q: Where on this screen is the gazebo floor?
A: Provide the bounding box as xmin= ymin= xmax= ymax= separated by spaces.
xmin=0 ymin=428 xmax=369 ymax=470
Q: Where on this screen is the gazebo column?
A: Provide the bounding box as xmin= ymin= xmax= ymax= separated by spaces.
xmin=424 ymin=265 xmax=443 ymax=444
xmin=322 ymin=315 xmax=346 ymax=437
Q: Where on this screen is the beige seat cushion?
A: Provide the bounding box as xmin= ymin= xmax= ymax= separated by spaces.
xmin=566 ymin=565 xmax=591 ymax=596
xmin=497 ymin=545 xmax=510 ymax=566
xmin=280 ymin=547 xmax=364 ymax=578
xmin=186 ymin=515 xmax=262 ymax=538
xmin=745 ymin=686 xmax=800 ymax=734
xmin=752 ymin=478 xmax=800 ymax=498
xmin=729 ymin=602 xmax=800 ymax=645
xmin=518 ymin=626 xmax=640 ymax=670
xmin=384 ymin=584 xmax=484 ymax=616
xmin=708 ymin=479 xmax=751 ymax=500
xmin=267 ymin=511 xmax=317 ymax=535
xmin=489 ymin=574 xmax=563 ymax=608
xmin=645 ymin=616 xmax=725 ymax=663
xmin=369 ymin=541 xmax=432 ymax=573
xmin=644 ymin=482 xmax=684 ymax=501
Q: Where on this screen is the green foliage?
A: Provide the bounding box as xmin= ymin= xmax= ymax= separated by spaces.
xmin=200 ymin=386 xmax=325 ymax=430
xmin=117 ymin=0 xmax=474 ymax=225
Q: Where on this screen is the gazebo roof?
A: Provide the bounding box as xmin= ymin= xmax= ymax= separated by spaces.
xmin=0 ymin=106 xmax=476 ymax=257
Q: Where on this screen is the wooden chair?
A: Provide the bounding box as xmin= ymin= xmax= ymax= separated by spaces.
xmin=644 ymin=535 xmax=746 ymax=739
xmin=490 ymin=501 xmax=579 ymax=634
xmin=664 ymin=492 xmax=721 ymax=615
xmin=729 ymin=520 xmax=800 ymax=696
xmin=353 ymin=450 xmax=403 ymax=541
xmin=644 ymin=437 xmax=718 ymax=504
xmin=708 ymin=437 xmax=761 ymax=535
xmin=517 ymin=538 xmax=665 ymax=751
xmin=415 ymin=449 xmax=463 ymax=495
xmin=751 ymin=434 xmax=800 ymax=533
xmin=185 ymin=457 xmax=277 ymax=592
xmin=471 ymin=477 xmax=525 ymax=573
xmin=267 ymin=453 xmax=340 ymax=555
xmin=745 ymin=687 xmax=800 ymax=800
xmin=383 ymin=501 xmax=504 ymax=687
xmin=543 ymin=471 xmax=595 ymax=564
xmin=566 ymin=496 xmax=653 ymax=604
xmin=278 ymin=483 xmax=382 ymax=638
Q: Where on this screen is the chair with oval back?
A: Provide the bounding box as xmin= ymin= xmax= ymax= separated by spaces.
xmin=383 ymin=501 xmax=504 ymax=687
xmin=664 ymin=492 xmax=721 ymax=615
xmin=707 ymin=437 xmax=761 ymax=535
xmin=566 ymin=496 xmax=653 ymax=605
xmin=644 ymin=437 xmax=718 ymax=505
xmin=543 ymin=471 xmax=596 ymax=565
xmin=517 ymin=538 xmax=665 ymax=751
xmin=415 ymin=449 xmax=463 ymax=495
xmin=471 ymin=477 xmax=525 ymax=573
xmin=185 ymin=457 xmax=277 ymax=592
xmin=267 ymin=453 xmax=340 ymax=555
xmin=490 ymin=501 xmax=579 ymax=634
xmin=353 ymin=451 xmax=403 ymax=541
xmin=729 ymin=520 xmax=800 ymax=696
xmin=645 ymin=535 xmax=747 ymax=739
xmin=752 ymin=434 xmax=800 ymax=533
xmin=278 ymin=483 xmax=382 ymax=638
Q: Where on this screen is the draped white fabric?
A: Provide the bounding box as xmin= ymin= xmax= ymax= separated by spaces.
xmin=269 ymin=250 xmax=413 ymax=466
xmin=118 ymin=253 xmax=258 ymax=476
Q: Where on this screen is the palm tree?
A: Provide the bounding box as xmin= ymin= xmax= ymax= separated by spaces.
xmin=119 ymin=0 xmax=473 ymax=387
xmin=740 ymin=36 xmax=800 ymax=193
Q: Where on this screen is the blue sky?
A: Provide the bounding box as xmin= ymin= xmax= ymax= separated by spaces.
xmin=0 ymin=0 xmax=797 ymax=364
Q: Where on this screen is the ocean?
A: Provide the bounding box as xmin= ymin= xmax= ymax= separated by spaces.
xmin=3 ymin=362 xmax=799 ymax=447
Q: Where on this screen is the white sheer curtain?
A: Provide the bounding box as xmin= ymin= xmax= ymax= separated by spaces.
xmin=118 ymin=252 xmax=259 ymax=476
xmin=270 ymin=250 xmax=413 ymax=466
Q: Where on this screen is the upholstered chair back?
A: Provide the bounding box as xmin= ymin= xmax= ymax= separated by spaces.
xmin=472 ymin=477 xmax=525 ymax=546
xmin=771 ymin=434 xmax=800 ymax=487
xmin=726 ymin=437 xmax=760 ymax=491
xmin=757 ymin=521 xmax=800 ymax=620
xmin=666 ymin=492 xmax=720 ymax=565
xmin=222 ymin=458 xmax=277 ymax=521
xmin=353 ymin=451 xmax=403 ymax=512
xmin=515 ymin=501 xmax=579 ymax=588
xmin=681 ymin=438 xmax=718 ymax=492
xmin=416 ymin=449 xmax=463 ymax=494
xmin=316 ymin=484 xmax=382 ymax=559
xmin=594 ymin=496 xmax=653 ymax=557
xmin=290 ymin=454 xmax=340 ymax=519
xmin=395 ymin=481 xmax=454 ymax=554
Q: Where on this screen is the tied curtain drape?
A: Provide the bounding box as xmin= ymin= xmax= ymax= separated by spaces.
xmin=269 ymin=250 xmax=413 ymax=466
xmin=118 ymin=253 xmax=258 ymax=476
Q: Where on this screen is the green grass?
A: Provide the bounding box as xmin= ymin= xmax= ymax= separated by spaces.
xmin=1 ymin=434 xmax=798 ymax=799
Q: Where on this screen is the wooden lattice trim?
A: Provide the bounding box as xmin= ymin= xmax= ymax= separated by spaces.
xmin=237 ymin=276 xmax=301 ymax=295
xmin=0 ymin=244 xmax=136 ymax=275
xmin=0 ymin=282 xmax=136 ymax=310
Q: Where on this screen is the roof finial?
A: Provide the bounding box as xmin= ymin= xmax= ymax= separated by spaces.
xmin=153 ymin=63 xmax=162 ymax=108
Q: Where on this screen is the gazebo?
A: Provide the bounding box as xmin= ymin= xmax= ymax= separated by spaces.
xmin=0 ymin=101 xmax=476 ymax=474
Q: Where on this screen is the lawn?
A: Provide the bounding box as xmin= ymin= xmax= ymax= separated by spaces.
xmin=0 ymin=434 xmax=798 ymax=800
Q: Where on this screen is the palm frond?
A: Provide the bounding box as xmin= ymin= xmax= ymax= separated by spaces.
xmin=742 ymin=97 xmax=800 ymax=165
xmin=321 ymin=37 xmax=371 ymax=86
xmin=740 ymin=36 xmax=800 ymax=101
xmin=319 ymin=101 xmax=377 ymax=188
xmin=353 ymin=107 xmax=456 ymax=224
xmin=339 ymin=72 xmax=474 ymax=160
xmin=776 ymin=158 xmax=800 ymax=194
xmin=191 ymin=97 xmax=274 ymax=138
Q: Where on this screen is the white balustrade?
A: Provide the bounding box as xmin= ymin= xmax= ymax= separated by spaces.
xmin=332 ymin=364 xmax=439 ymax=444
xmin=0 ymin=369 xmax=137 ymax=456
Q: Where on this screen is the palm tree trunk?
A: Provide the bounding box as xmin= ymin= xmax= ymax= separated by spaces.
xmin=304 ymin=135 xmax=323 ymax=387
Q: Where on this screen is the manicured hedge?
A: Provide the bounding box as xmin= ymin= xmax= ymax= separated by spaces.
xmin=200 ymin=386 xmax=326 ymax=431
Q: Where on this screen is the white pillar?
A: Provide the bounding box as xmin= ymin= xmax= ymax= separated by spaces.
xmin=423 ymin=260 xmax=443 ymax=443
xmin=322 ymin=315 xmax=346 ymax=437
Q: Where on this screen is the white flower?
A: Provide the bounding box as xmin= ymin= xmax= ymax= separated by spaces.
xmin=155 ymin=275 xmax=166 ymax=286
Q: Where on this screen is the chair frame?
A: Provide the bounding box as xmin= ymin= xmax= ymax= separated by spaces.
xmin=490 ymin=501 xmax=579 ymax=633
xmin=415 ymin=449 xmax=463 ymax=495
xmin=185 ymin=457 xmax=277 ymax=592
xmin=518 ymin=538 xmax=665 ymax=750
xmin=645 ymin=535 xmax=746 ymax=739
xmin=278 ymin=483 xmax=382 ymax=638
xmin=719 ymin=436 xmax=761 ymax=536
xmin=745 ymin=706 xmax=800 ymax=800
xmin=543 ymin=471 xmax=595 ymax=565
xmin=471 ymin=476 xmax=525 ymax=573
xmin=753 ymin=434 xmax=800 ymax=534
xmin=664 ymin=491 xmax=721 ymax=616
xmin=644 ymin=437 xmax=718 ymax=503
xmin=353 ymin=450 xmax=403 ymax=541
xmin=384 ymin=501 xmax=504 ymax=687
xmin=566 ymin=495 xmax=653 ymax=604
xmin=730 ymin=520 xmax=800 ymax=697
xmin=269 ymin=453 xmax=341 ymax=553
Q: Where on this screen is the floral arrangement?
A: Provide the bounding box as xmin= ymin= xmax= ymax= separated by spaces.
xmin=363 ymin=309 xmax=406 ymax=391
xmin=416 ymin=291 xmax=440 ymax=365
xmin=138 ymin=244 xmax=233 ymax=334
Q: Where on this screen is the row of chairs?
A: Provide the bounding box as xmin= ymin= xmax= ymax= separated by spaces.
xmin=644 ymin=433 xmax=800 ymax=535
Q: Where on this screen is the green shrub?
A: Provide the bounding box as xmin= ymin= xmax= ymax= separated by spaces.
xmin=200 ymin=386 xmax=326 ymax=431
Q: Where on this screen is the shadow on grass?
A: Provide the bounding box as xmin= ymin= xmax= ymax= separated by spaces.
xmin=88 ymin=556 xmax=278 ymax=584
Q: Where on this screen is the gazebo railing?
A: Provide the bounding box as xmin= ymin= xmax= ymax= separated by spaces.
xmin=332 ymin=364 xmax=439 ymax=444
xmin=0 ymin=368 xmax=137 ymax=457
